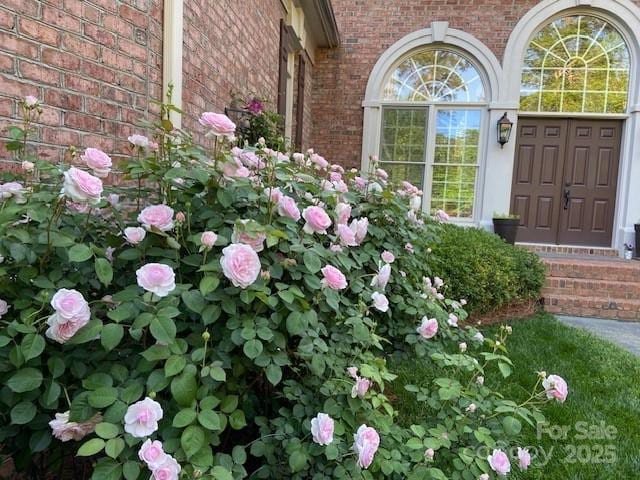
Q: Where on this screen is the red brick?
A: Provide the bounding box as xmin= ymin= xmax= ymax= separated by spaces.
xmin=0 ymin=31 xmax=39 ymax=59
xmin=43 ymin=5 xmax=81 ymax=33
xmin=80 ymin=133 xmax=114 ymax=151
xmin=80 ymin=60 xmax=117 ymax=83
xmin=0 ymin=52 xmax=14 ymax=73
xmin=86 ymin=98 xmax=118 ymax=119
xmin=83 ymin=4 xmax=101 ymax=24
xmin=2 ymin=0 xmax=39 ymax=16
xmin=104 ymin=14 xmax=134 ymax=38
xmin=101 ymin=86 xmax=132 ymax=104
xmin=0 ymin=97 xmax=14 ymax=117
xmin=42 ymin=47 xmax=81 ymax=70
xmin=19 ymin=61 xmax=61 ymax=86
xmin=118 ymin=72 xmax=145 ymax=94
xmin=0 ymin=9 xmax=16 ymax=30
xmin=19 ymin=18 xmax=61 ymax=47
xmin=101 ymin=49 xmax=134 ymax=71
xmin=44 ymin=89 xmax=83 ymax=111
xmin=0 ymin=74 xmax=38 ymax=98
xmin=63 ymin=74 xmax=100 ymax=96
xmin=118 ymin=38 xmax=147 ymax=62
xmin=36 ymin=106 xmax=62 ymax=126
xmin=41 ymin=126 xmax=80 ymax=146
xmin=62 ymin=33 xmax=100 ymax=60
xmin=64 ymin=111 xmax=101 ymax=131
xmin=118 ymin=4 xmax=148 ymax=28
xmin=83 ymin=22 xmax=116 ymax=48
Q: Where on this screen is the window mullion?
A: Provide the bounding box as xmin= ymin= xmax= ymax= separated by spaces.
xmin=422 ymin=105 xmax=437 ymax=216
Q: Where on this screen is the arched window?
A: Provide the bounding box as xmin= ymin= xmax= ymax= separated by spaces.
xmin=379 ymin=49 xmax=487 ymax=218
xmin=520 ymin=15 xmax=630 ymax=113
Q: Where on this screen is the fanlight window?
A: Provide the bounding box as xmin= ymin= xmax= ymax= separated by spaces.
xmin=520 ymin=15 xmax=630 ymax=113
xmin=384 ymin=49 xmax=486 ymax=102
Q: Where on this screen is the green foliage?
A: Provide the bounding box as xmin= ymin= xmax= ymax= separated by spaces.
xmin=425 ymin=223 xmax=546 ymax=314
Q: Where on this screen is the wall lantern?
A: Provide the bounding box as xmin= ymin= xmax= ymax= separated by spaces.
xmin=497 ymin=112 xmax=513 ymax=149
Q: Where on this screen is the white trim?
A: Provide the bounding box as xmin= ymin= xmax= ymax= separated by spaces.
xmin=502 ymin=0 xmax=640 ymax=252
xmin=162 ymin=0 xmax=183 ymax=128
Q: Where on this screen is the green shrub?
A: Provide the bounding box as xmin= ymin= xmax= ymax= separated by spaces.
xmin=426 ymin=224 xmax=545 ymax=314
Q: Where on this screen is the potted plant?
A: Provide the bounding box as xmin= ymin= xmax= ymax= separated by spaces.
xmin=624 ymin=243 xmax=634 ymax=260
xmin=635 ymin=221 xmax=640 ymax=259
xmin=493 ymin=213 xmax=520 ymax=245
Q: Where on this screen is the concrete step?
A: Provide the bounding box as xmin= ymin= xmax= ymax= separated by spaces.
xmin=542 ymin=257 xmax=640 ymax=282
xmin=518 ymin=243 xmax=619 ymax=258
xmin=542 ymin=277 xmax=640 ymax=300
xmin=544 ymin=294 xmax=640 ymax=321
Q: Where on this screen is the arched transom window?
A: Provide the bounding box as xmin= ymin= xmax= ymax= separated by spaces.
xmin=520 ymin=15 xmax=631 ymax=113
xmin=379 ymin=49 xmax=487 ymax=219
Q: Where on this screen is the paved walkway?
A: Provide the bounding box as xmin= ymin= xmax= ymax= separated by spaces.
xmin=557 ymin=315 xmax=640 ymax=356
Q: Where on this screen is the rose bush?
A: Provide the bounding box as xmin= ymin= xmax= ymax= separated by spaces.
xmin=0 ymin=96 xmax=567 ymax=480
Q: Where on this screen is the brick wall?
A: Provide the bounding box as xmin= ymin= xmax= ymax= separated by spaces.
xmin=182 ymin=0 xmax=286 ymax=146
xmin=0 ymin=0 xmax=163 ymax=171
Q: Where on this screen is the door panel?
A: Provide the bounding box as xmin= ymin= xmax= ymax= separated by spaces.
xmin=557 ymin=119 xmax=621 ymax=246
xmin=510 ymin=118 xmax=622 ymax=246
xmin=510 ymin=118 xmax=566 ymax=243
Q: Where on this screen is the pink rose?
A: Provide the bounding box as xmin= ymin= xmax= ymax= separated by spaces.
xmin=335 ymin=202 xmax=351 ymax=225
xmin=347 ymin=366 xmax=358 ymax=379
xmin=349 ymin=218 xmax=368 ymax=245
xmin=138 ymin=205 xmax=174 ymax=232
xmin=381 ymin=251 xmax=395 ymax=264
xmin=353 ymin=424 xmax=380 ymax=469
xmin=337 ymin=223 xmax=357 ymax=247
xmin=232 ymin=220 xmax=266 ymax=252
xmin=310 ymin=413 xmax=334 ymax=446
xmin=370 ymin=263 xmax=391 ymax=290
xmin=417 ymin=317 xmax=438 ymax=339
xmin=375 ymin=168 xmax=388 ymax=180
xmin=448 ymin=313 xmax=458 ymax=327
xmin=264 ymin=187 xmax=283 ymax=203
xmin=435 ymin=209 xmax=450 ymax=222
xmin=517 ymin=447 xmax=531 ymax=470
xmin=24 ymin=95 xmax=39 ymax=108
xmin=487 ymin=449 xmax=511 ymax=476
xmin=425 ymin=448 xmax=435 ymax=460
xmin=277 ymin=196 xmax=301 ymax=221
xmin=329 ymin=171 xmax=342 ymax=182
xmin=63 ymin=167 xmax=103 ymax=205
xmin=0 ymin=182 xmax=27 ymax=203
xmin=49 ymin=411 xmax=101 ymax=442
xmin=321 ymin=265 xmax=347 ymax=290
xmin=353 ymin=176 xmax=367 ymax=191
xmin=22 ymin=161 xmax=35 ymax=172
xmin=124 ymin=227 xmax=146 ymax=245
xmin=136 ymin=263 xmax=176 ymax=297
xmin=405 ymin=242 xmax=414 ymax=253
xmin=81 ymin=148 xmax=112 ymax=178
xmin=302 ymin=206 xmax=332 ymax=234
xmin=199 ymin=112 xmax=236 ymax=137
xmin=459 ymin=342 xmax=467 ymax=352
xmin=124 ymin=397 xmax=163 ymax=438
xmin=333 ymin=179 xmax=349 ymax=193
xmin=329 ymin=244 xmax=343 ymax=253
xmin=542 ymin=374 xmax=568 ymax=403
xmin=434 ymin=277 xmax=444 ymax=288
xmin=128 ymin=134 xmax=151 ymax=148
xmin=310 ymin=153 xmax=328 ymax=169
xmin=138 ymin=439 xmax=167 ymax=469
xmin=175 ymin=212 xmax=186 ymax=223
xmin=237 ymin=150 xmax=264 ymax=169
xmin=45 ymin=314 xmax=90 ymax=344
xmin=151 ymin=455 xmax=181 ymax=480
xmin=201 ymin=231 xmax=218 ymax=249
xmin=220 ymin=243 xmax=261 ymax=289
xmin=292 ymin=152 xmax=305 ymax=164
xmin=45 ymin=289 xmax=91 ymax=344
xmin=351 ymin=376 xmax=371 ymax=398
xmin=0 ymin=299 xmax=9 ymax=318
xmin=371 ymin=292 xmax=389 ymax=312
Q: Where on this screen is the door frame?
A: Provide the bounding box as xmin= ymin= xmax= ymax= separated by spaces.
xmin=512 ymin=114 xmax=627 ymax=247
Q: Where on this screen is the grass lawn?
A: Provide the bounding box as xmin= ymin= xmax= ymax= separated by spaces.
xmin=391 ymin=313 xmax=640 ymax=479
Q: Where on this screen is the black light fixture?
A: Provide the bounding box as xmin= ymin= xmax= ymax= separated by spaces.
xmin=497 ymin=112 xmax=513 ymax=149
xmin=224 ymin=107 xmax=251 ymax=130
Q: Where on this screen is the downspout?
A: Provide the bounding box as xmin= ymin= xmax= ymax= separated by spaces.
xmin=162 ymin=0 xmax=183 ymax=128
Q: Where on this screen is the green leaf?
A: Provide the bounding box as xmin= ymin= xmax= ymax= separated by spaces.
xmin=303 ymin=251 xmax=322 ymax=273
xmin=92 ymin=459 xmax=122 ymax=480
xmin=171 ymin=371 xmax=197 ymax=407
xmin=229 ymin=409 xmax=247 ymax=430
xmin=198 ymin=410 xmax=221 ymax=431
xmin=243 ymin=339 xmax=263 ymax=359
xmin=150 ymin=316 xmax=176 ymax=344
xmin=498 ymin=361 xmax=512 ymax=378
xmin=29 ymin=430 xmax=52 ymax=453
xmin=164 ymin=355 xmax=186 ymax=377
xmin=289 ymin=450 xmax=308 ymax=473
xmin=210 ymin=366 xmax=226 ymax=382
xmin=173 ymin=408 xmax=197 ymax=428
xmin=95 ymin=258 xmax=113 ymax=286
xmin=286 ymin=312 xmax=306 ymax=336
xmin=406 ymin=437 xmax=424 ymax=449
xmin=11 ymin=401 xmax=37 ymax=424
xmin=95 ymin=423 xmax=120 ymax=439
xmin=232 ymin=445 xmax=247 ymax=464
xmin=123 ymin=461 xmax=140 ymax=480
xmin=265 ymin=364 xmax=282 ymax=386
xmin=101 ymin=324 xmax=124 ymax=351
xmin=212 ymin=466 xmax=234 ymax=480
xmin=181 ymin=290 xmax=205 ymax=314
xmin=66 ymin=319 xmax=102 ymax=345
xmin=200 ymin=276 xmax=220 ymax=295
xmin=88 ymin=387 xmax=118 ymax=408
xmin=77 ymin=438 xmax=105 ymax=456
xmin=7 ymin=368 xmax=43 ymax=393
xmin=21 ymin=334 xmax=45 ymax=361
xmin=181 ymin=425 xmax=205 ymax=458
xmin=69 ymin=244 xmax=93 ymax=262
xmin=105 ymin=438 xmax=125 ymax=459
xmin=502 ymin=416 xmax=522 ymax=436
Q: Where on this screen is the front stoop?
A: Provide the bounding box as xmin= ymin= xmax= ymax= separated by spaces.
xmin=540 ymin=255 xmax=640 ymax=321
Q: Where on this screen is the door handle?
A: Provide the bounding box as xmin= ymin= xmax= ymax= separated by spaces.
xmin=563 ymin=188 xmax=571 ymax=210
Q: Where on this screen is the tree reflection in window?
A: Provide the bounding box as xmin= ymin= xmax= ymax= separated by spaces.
xmin=520 ymin=15 xmax=630 ymax=113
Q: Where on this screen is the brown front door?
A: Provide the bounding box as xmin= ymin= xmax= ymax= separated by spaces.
xmin=511 ymin=118 xmax=622 ymax=247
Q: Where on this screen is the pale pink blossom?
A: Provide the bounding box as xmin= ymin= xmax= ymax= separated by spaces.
xmin=474 ymin=332 xmax=485 ymax=342
xmin=371 ymin=292 xmax=389 ymax=312
xmin=448 ymin=313 xmax=459 ymax=327
xmin=151 ymin=455 xmax=181 ymax=480
xmin=329 ymin=171 xmax=342 ymax=182
xmin=329 ymin=244 xmax=343 ymax=253
xmin=277 ymin=196 xmax=301 ymax=221
xmin=370 ymin=263 xmax=391 ymax=290
xmin=175 ymin=212 xmax=185 ymax=223
xmin=347 ymin=367 xmax=358 ymax=379
xmin=0 ymin=182 xmax=27 ymax=204
xmin=424 ymin=448 xmax=434 ymax=460
xmin=237 ymin=150 xmax=264 ymax=170
xmin=62 ymin=167 xmax=103 ymax=205
xmin=410 ymin=195 xmax=422 ymax=211
xmin=49 ymin=411 xmax=101 ymax=442
xmin=21 ymin=161 xmax=35 ymax=171
xmin=45 ymin=289 xmax=91 ymax=344
xmin=232 ymin=220 xmax=266 ymax=252
xmin=264 ymin=187 xmax=283 ymax=203
xmin=333 ymin=179 xmax=349 ymax=193
xmin=124 ymin=227 xmax=146 ymax=245
xmin=292 ymin=152 xmax=305 ymax=164
xmin=476 ymin=376 xmax=484 ymax=385
xmin=517 ymin=447 xmax=531 ymax=470
xmin=381 ymin=251 xmax=395 ymax=264
xmin=434 ymin=277 xmax=444 ymax=288
xmin=24 ymin=95 xmax=39 ymax=108
xmin=335 ymin=202 xmax=352 ymax=225
xmin=375 ymin=168 xmax=388 ymax=180
xmin=138 ymin=205 xmax=174 ymax=232
xmin=479 ymin=475 xmax=489 ymax=480
xmin=138 ymin=439 xmax=168 ymax=469
xmin=405 ymin=242 xmax=414 ymax=253
xmin=320 ymin=265 xmax=347 ymax=290
xmin=354 ymin=176 xmax=367 ymax=191
xmin=310 ymin=153 xmax=328 ymax=169
xmin=128 ymin=134 xmax=151 ymax=148
xmin=201 ymin=231 xmax=218 ymax=249
xmin=416 ymin=317 xmax=438 ymax=339
xmin=435 ymin=209 xmax=450 ymax=222
xmin=302 ymin=206 xmax=332 ymax=235
xmin=220 ymin=244 xmax=261 ymax=289
xmin=353 ymin=424 xmax=380 ymax=469
xmin=0 ymin=299 xmax=8 ymax=318
xmin=199 ymin=112 xmax=236 ymax=137
xmin=337 ymin=223 xmax=357 ymax=247
xmin=124 ymin=397 xmax=163 ymax=438
xmin=466 ymin=403 xmax=476 ymax=413
xmin=349 ymin=218 xmax=368 ymax=245
xmin=310 ymin=413 xmax=335 ymax=446
xmin=459 ymin=342 xmax=467 ymax=352
xmin=221 ymin=158 xmax=250 ymax=179
xmin=542 ymin=374 xmax=568 ymax=403
xmin=487 ymin=449 xmax=511 ymax=476
xmin=351 ymin=377 xmax=371 ymax=398
xmin=81 ymin=148 xmax=112 ymax=178
xmin=136 ymin=263 xmax=176 ymax=297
